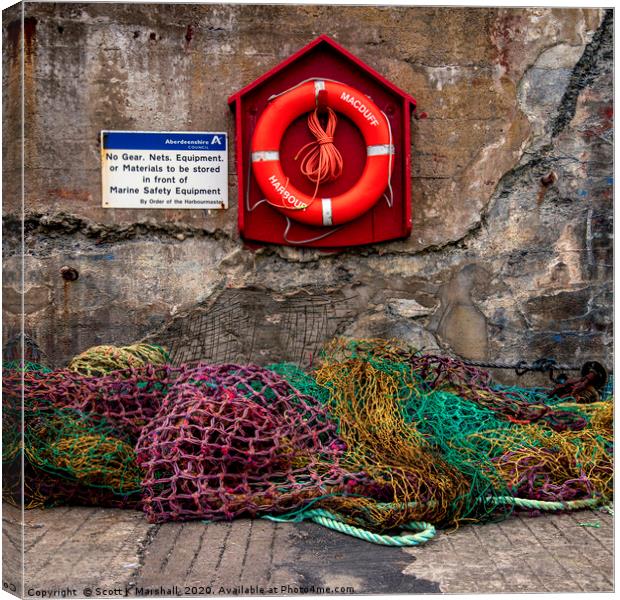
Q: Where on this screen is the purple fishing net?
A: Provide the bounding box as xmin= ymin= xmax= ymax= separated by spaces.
xmin=136 ymin=365 xmax=360 ymax=523
xmin=5 ymin=363 xmax=361 ymax=519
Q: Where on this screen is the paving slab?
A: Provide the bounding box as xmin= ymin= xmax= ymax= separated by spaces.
xmin=2 ymin=503 xmax=614 ymax=596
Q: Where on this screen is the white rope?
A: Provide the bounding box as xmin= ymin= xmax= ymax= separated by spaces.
xmin=380 ymin=109 xmax=394 ymax=208
xmin=283 ymin=216 xmax=342 ymax=245
xmin=244 ymin=144 xmax=269 ymax=213
xmin=245 ymin=146 xmax=341 ymax=244
xmin=267 ymin=77 xmax=360 ymax=102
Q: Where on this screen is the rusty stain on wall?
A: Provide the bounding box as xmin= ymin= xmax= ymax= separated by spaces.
xmin=6 ymin=15 xmax=37 ymax=62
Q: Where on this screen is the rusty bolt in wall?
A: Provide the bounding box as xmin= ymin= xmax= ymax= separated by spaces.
xmin=541 ymin=171 xmax=558 ymax=186
xmin=60 ymin=266 xmax=79 ymax=281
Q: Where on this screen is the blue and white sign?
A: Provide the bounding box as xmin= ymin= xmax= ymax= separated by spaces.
xmin=101 ymin=131 xmax=228 ymax=209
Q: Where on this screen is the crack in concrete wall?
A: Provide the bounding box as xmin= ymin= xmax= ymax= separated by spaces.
xmin=4 ymin=211 xmax=231 ymax=249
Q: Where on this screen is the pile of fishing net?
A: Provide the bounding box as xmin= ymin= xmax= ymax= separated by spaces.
xmin=3 ymin=353 xmax=360 ymax=520
xmin=2 ymin=338 xmax=613 ymax=546
xmin=272 ymin=340 xmax=612 ymax=531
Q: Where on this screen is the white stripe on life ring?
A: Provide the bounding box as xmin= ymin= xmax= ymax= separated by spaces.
xmin=321 ymin=198 xmax=333 ymax=226
xmin=252 ymin=151 xmax=279 ymax=162
xmin=367 ymin=144 xmax=395 ymax=156
xmin=314 ymin=80 xmax=326 ymax=104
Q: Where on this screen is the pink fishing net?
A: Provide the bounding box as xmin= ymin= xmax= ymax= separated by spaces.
xmin=136 ymin=365 xmax=359 ymax=523
xmin=4 ymin=363 xmax=360 ymax=521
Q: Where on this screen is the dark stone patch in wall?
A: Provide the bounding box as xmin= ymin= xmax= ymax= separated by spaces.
xmin=551 ymin=9 xmax=613 ymax=137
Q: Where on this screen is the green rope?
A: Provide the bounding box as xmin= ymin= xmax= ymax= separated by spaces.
xmin=264 ymin=509 xmax=436 ymax=547
xmin=262 ymin=494 xmax=605 ymax=547
xmin=490 ymin=496 xmax=603 ymax=511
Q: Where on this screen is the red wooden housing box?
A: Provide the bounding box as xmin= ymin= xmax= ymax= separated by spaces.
xmin=228 ymin=35 xmax=416 ymax=248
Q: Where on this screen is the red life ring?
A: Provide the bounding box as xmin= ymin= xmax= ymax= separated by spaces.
xmin=251 ymin=80 xmax=393 ymax=227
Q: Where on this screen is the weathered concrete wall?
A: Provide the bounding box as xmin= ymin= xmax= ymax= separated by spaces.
xmin=2 ymin=4 xmax=613 ymax=375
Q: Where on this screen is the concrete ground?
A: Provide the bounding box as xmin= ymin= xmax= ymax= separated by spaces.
xmin=2 ymin=503 xmax=614 ymax=596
